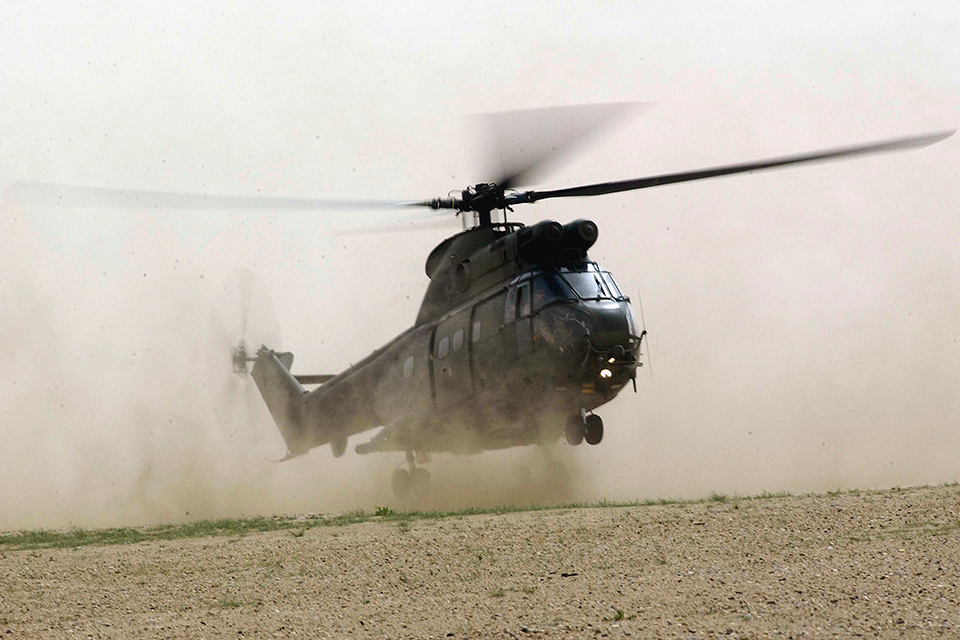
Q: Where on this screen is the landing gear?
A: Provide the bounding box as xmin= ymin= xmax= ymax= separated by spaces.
xmin=391 ymin=468 xmax=412 ymax=497
xmin=565 ymin=415 xmax=584 ymax=446
xmin=410 ymin=466 xmax=431 ymax=490
xmin=392 ymin=451 xmax=431 ymax=498
xmin=565 ymin=412 xmax=603 ymax=446
xmin=584 ymin=414 xmax=604 ymax=445
xmin=331 ymin=436 xmax=347 ymax=458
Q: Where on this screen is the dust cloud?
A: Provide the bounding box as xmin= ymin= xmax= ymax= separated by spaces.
xmin=4 ymin=139 xmax=958 ymax=532
xmin=0 ymin=191 xmax=594 ymax=531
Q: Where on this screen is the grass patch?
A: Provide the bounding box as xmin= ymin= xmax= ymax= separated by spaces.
xmin=2 ymin=484 xmax=951 ymax=552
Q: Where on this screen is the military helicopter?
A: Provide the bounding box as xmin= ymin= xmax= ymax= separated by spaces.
xmin=13 ymin=106 xmax=953 ymax=497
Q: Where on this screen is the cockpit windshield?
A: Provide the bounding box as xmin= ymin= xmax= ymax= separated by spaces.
xmin=532 ymin=273 xmax=575 ymax=310
xmin=558 ymin=264 xmax=624 ymax=301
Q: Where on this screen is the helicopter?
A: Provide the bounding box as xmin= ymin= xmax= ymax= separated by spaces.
xmin=12 ymin=106 xmax=954 ymax=497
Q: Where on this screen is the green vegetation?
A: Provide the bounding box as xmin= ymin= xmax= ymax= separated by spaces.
xmin=1 ymin=483 xmax=954 ymax=552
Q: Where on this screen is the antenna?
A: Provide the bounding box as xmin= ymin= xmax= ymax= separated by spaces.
xmin=636 ymin=289 xmax=652 ymax=377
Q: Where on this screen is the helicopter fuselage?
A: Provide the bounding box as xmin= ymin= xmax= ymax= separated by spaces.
xmin=251 ymin=220 xmax=642 ymax=458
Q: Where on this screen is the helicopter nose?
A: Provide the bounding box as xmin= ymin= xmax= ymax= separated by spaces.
xmin=583 ymin=300 xmax=641 ymax=376
xmin=585 ymin=301 xmax=633 ymax=351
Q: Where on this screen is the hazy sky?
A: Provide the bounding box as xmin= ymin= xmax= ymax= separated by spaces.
xmin=1 ymin=2 xmax=959 ymax=528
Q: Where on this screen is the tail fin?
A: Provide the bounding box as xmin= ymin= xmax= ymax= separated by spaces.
xmin=250 ymin=347 xmax=311 ymax=455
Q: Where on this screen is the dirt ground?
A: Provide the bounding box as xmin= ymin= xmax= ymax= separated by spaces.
xmin=2 ymin=485 xmax=959 ymax=639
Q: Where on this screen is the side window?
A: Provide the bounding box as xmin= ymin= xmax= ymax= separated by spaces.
xmin=533 ymin=274 xmax=574 ymax=311
xmin=437 ymin=336 xmax=449 ymax=359
xmin=517 ymin=283 xmax=531 ymax=318
xmin=504 ymin=287 xmax=517 ymax=324
xmin=472 ymin=320 xmax=481 ymax=343
xmin=403 ymin=356 xmax=414 ymax=378
xmin=452 ymin=328 xmax=464 ymax=352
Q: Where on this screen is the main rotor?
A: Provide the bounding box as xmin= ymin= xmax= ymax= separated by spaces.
xmin=9 ymin=104 xmax=954 ymax=232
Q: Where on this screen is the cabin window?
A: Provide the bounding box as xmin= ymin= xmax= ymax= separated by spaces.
xmin=472 ymin=320 xmax=481 ymax=343
xmin=452 ymin=328 xmax=464 ymax=352
xmin=437 ymin=336 xmax=449 ymax=359
xmin=403 ymin=356 xmax=414 ymax=378
xmin=517 ymin=283 xmax=531 ymax=317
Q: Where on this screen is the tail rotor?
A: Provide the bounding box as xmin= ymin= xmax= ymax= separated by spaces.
xmin=206 ymin=269 xmax=282 ymax=450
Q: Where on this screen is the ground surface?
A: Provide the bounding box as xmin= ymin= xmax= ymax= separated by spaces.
xmin=2 ymin=485 xmax=959 ymax=638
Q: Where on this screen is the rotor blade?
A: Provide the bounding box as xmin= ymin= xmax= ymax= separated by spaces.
xmin=506 ymin=129 xmax=955 ymax=205
xmin=7 ymin=181 xmax=426 ymax=211
xmin=472 ymin=102 xmax=646 ymax=190
xmin=332 ymin=213 xmax=464 ymax=236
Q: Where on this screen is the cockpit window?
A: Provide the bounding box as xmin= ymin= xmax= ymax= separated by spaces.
xmin=600 ymin=271 xmax=623 ymax=298
xmin=558 ymin=264 xmax=625 ymax=301
xmin=532 ymin=274 xmax=575 ymax=310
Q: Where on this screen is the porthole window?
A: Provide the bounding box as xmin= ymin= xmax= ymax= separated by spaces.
xmin=472 ymin=320 xmax=481 ymax=343
xmin=437 ymin=336 xmax=449 ymax=359
xmin=403 ymin=356 xmax=414 ymax=378
xmin=453 ymin=328 xmax=464 ymax=351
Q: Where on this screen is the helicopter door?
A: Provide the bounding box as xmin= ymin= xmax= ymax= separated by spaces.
xmin=432 ymin=310 xmax=473 ymax=412
xmin=471 ymin=291 xmax=507 ymax=392
xmin=503 ymin=281 xmax=533 ymax=360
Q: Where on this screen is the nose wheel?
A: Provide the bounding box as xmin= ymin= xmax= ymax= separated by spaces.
xmin=565 ymin=415 xmax=584 ymax=445
xmin=565 ymin=413 xmax=603 ymax=446
xmin=584 ymin=414 xmax=603 ymax=445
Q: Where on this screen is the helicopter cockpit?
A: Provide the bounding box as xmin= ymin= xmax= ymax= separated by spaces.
xmin=529 ymin=263 xmax=628 ymax=310
xmin=556 ymin=264 xmax=625 ymax=301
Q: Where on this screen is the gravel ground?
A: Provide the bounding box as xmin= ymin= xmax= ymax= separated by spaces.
xmin=2 ymin=485 xmax=959 ymax=638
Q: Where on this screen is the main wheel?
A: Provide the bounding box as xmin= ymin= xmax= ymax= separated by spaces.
xmin=391 ymin=468 xmax=412 ymax=497
xmin=565 ymin=415 xmax=584 ymax=446
xmin=410 ymin=467 xmax=431 ymax=491
xmin=331 ymin=436 xmax=347 ymax=458
xmin=584 ymin=414 xmax=603 ymax=445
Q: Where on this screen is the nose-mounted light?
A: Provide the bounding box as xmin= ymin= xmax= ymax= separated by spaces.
xmin=600 ymin=368 xmax=613 ymax=379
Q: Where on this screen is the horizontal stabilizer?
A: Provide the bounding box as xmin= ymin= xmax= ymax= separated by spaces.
xmin=294 ymin=374 xmax=336 ymax=385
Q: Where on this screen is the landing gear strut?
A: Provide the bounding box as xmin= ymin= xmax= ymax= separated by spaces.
xmin=392 ymin=451 xmax=431 ymax=498
xmin=565 ymin=412 xmax=604 ymax=446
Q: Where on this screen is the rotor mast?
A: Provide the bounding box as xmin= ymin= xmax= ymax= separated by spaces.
xmin=419 ymin=182 xmax=511 ymax=227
